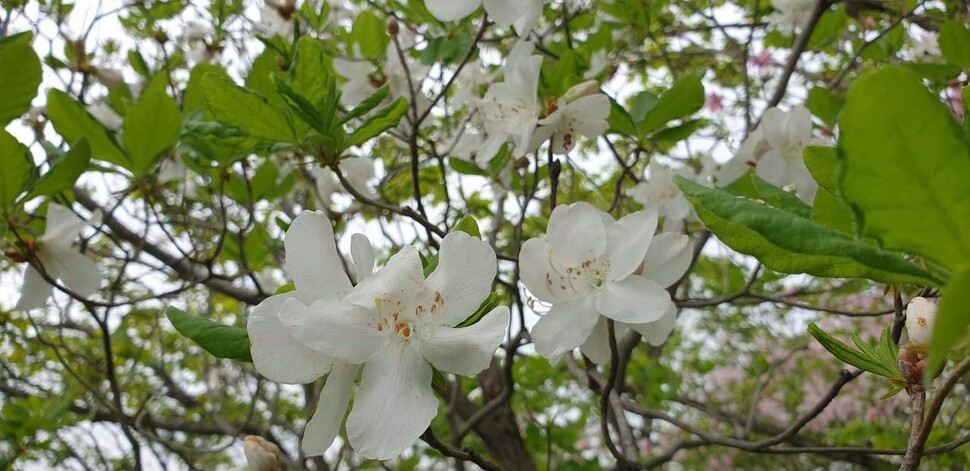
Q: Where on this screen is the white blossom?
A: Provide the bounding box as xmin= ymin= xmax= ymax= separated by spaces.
xmin=16 ymin=204 xmax=101 ymax=311
xmin=519 ymin=203 xmax=675 ymax=362
xmin=630 ymin=162 xmax=693 ymax=230
xmin=478 ymin=41 xmax=543 ymax=160
xmin=425 ymin=0 xmax=542 ymax=35
xmin=529 ymin=94 xmax=610 ymax=154
xmin=912 ymin=32 xmax=941 ymax=61
xmin=766 ymin=0 xmax=816 ymax=36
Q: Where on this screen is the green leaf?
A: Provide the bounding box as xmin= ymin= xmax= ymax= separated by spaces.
xmin=457 ymin=292 xmax=500 ymax=328
xmin=640 ymin=74 xmax=704 ymax=134
xmin=0 ymin=131 xmax=36 ymax=210
xmin=748 ymin=174 xmax=812 ymax=219
xmin=939 ymin=20 xmax=970 ymax=70
xmin=348 ymin=97 xmax=408 ymax=147
xmin=184 ymin=63 xmax=227 ymax=116
xmin=838 ymin=66 xmax=970 ymax=270
xmin=929 ymin=265 xmax=970 ymax=374
xmin=812 ymin=189 xmax=855 ymax=235
xmin=0 ymin=41 xmax=42 ymax=124
xmin=166 ymin=308 xmax=253 ymax=362
xmin=675 ymin=177 xmax=943 ymax=287
xmin=123 ymin=91 xmax=182 ymax=175
xmin=803 ymin=146 xmax=838 ymax=194
xmin=649 ymin=119 xmax=704 ymax=145
xmin=808 ymin=323 xmax=893 ymax=377
xmin=351 ymin=10 xmax=389 ymax=59
xmin=290 ymin=37 xmax=335 ymax=105
xmin=202 ymin=74 xmax=295 ymax=143
xmin=341 ymin=85 xmax=390 ymax=124
xmin=806 ymin=87 xmax=844 ymax=126
xmin=46 ymin=89 xmax=129 ymax=168
xmin=454 ymin=215 xmax=481 ymax=238
xmin=30 ymin=139 xmax=91 ymax=198
xmin=449 ymin=157 xmax=488 ymax=176
xmin=629 ymin=90 xmax=659 ymax=124
xmin=607 ymin=97 xmax=638 ymax=137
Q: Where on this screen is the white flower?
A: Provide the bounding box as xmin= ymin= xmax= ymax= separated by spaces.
xmin=519 ymin=203 xmax=675 ymax=362
xmin=630 ymin=162 xmax=693 ymax=229
xmin=16 ymin=204 xmax=101 ymax=311
xmin=906 ymin=297 xmax=937 ymax=347
xmin=766 ymin=0 xmax=816 ymax=36
xmin=584 ymin=50 xmax=608 ymax=79
xmin=578 ymin=232 xmax=692 ymax=363
xmin=88 ymin=102 xmax=122 ymax=131
xmin=528 ymin=94 xmax=610 ymax=154
xmin=247 ymin=211 xmax=360 ymax=456
xmin=243 ymin=436 xmax=282 ymax=471
xmin=719 ymin=105 xmax=819 ymax=201
xmin=311 ymin=157 xmax=378 ymax=208
xmin=912 ymin=32 xmax=941 ymax=61
xmin=425 ymin=0 xmax=542 ymax=35
xmin=332 ymin=57 xmax=378 ymax=107
xmin=279 ymin=231 xmax=509 ymax=459
xmin=259 ymin=1 xmax=296 ymax=38
xmin=93 ymin=67 xmax=125 ymax=88
xmin=452 ymin=59 xmax=493 ymax=109
xmin=478 ymin=41 xmax=543 ymax=160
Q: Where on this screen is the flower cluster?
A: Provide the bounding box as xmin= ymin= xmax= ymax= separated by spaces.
xmin=248 ymin=211 xmax=509 ymax=460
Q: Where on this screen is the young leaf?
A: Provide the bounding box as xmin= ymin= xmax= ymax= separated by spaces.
xmin=46 ymin=90 xmax=129 ymax=168
xmin=0 ymin=40 xmax=42 ymax=124
xmin=166 ymin=308 xmax=253 ymax=362
xmin=675 ymin=177 xmax=943 ymax=287
xmin=454 ymin=215 xmax=481 ymax=239
xmin=939 ymin=20 xmax=970 ymax=70
xmin=0 ymin=131 xmax=36 ymax=210
xmin=30 ymin=139 xmax=91 ymax=198
xmin=640 ymin=74 xmax=704 ymax=134
xmin=341 ymin=85 xmax=390 ymax=124
xmin=808 ymin=323 xmax=888 ymax=376
xmin=839 ymin=66 xmax=970 ymax=271
xmin=201 ymin=74 xmax=295 ymax=143
xmin=347 ymin=97 xmax=408 ymax=147
xmin=122 ymin=91 xmax=182 ymax=175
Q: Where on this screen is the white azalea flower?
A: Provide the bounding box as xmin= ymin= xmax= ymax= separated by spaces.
xmin=247 ymin=211 xmax=360 ymax=456
xmin=719 ymin=105 xmax=819 ymax=201
xmin=579 ymin=232 xmax=692 ymax=363
xmin=630 ymin=162 xmax=693 ymax=230
xmin=766 ymin=0 xmax=816 ymax=36
xmin=905 ymin=297 xmax=937 ymax=347
xmin=243 ymin=436 xmax=282 ymax=471
xmin=88 ymin=102 xmax=122 ymax=131
xmin=333 ymin=57 xmax=378 ymax=107
xmin=259 ymin=1 xmax=297 ymax=38
xmin=519 ymin=203 xmax=675 ymax=362
xmin=912 ymin=32 xmax=941 ymax=61
xmin=425 ymin=0 xmax=542 ymax=35
xmin=452 ymin=59 xmax=493 ymax=109
xmin=529 ymin=94 xmax=610 ymax=155
xmin=16 ymin=204 xmax=101 ymax=311
xmin=280 ymin=231 xmax=509 ymax=459
xmin=478 ymin=41 xmax=543 ymax=160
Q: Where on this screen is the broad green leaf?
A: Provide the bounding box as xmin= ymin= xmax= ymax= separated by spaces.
xmin=184 ymin=63 xmax=227 ymax=116
xmin=629 ymin=90 xmax=659 ymax=124
xmin=803 ymin=146 xmax=838 ymax=194
xmin=649 ymin=119 xmax=704 ymax=145
xmin=939 ymin=20 xmax=970 ymax=70
xmin=0 ymin=41 xmax=42 ymax=124
xmin=341 ymin=85 xmax=390 ymax=124
xmin=246 ymin=48 xmax=287 ymax=107
xmin=201 ymin=74 xmax=295 ymax=143
xmin=290 ymin=37 xmax=335 ymax=104
xmin=30 ymin=139 xmax=91 ymax=198
xmin=0 ymin=131 xmax=36 ymax=209
xmin=449 ymin=157 xmax=488 ymax=176
xmin=812 ymin=189 xmax=855 ymax=235
xmin=929 ymin=265 xmax=970 ymax=374
xmin=454 ymin=215 xmax=481 ymax=238
xmin=640 ymin=74 xmax=704 ymax=134
xmin=457 ymin=292 xmax=500 ymax=328
xmin=839 ymin=66 xmax=970 ymax=270
xmin=351 ymin=10 xmax=389 ymax=59
xmin=348 ymin=97 xmax=408 ymax=147
xmin=806 ymin=87 xmax=844 ymax=126
xmin=46 ymin=90 xmax=129 ymax=167
xmin=123 ymin=91 xmax=182 ymax=174
xmin=676 ymin=177 xmax=943 ymax=287
xmin=808 ymin=323 xmax=894 ymax=377
xmin=166 ymin=308 xmax=253 ymax=362
xmin=748 ymin=174 xmax=812 ymax=219
xmin=607 ymin=97 xmax=638 ymax=137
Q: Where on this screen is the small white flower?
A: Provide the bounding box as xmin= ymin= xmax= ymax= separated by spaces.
xmin=279 ymin=230 xmax=509 ymax=459
xmin=88 ymin=102 xmax=122 ymax=131
xmin=425 ymin=0 xmax=542 ymax=35
xmin=719 ymin=105 xmax=819 ymax=201
xmin=912 ymin=32 xmax=941 ymax=61
xmin=519 ymin=203 xmax=675 ymax=362
xmin=906 ymin=297 xmax=937 ymax=347
xmin=766 ymin=0 xmax=816 ymax=36
xmin=333 ymin=57 xmax=378 ymax=107
xmin=93 ymin=67 xmax=125 ymax=88
xmin=529 ymin=94 xmax=610 ymax=155
xmin=243 ymin=436 xmax=282 ymax=471
xmin=452 ymin=59 xmax=493 ymax=109
xmin=630 ymin=162 xmax=693 ymax=230
xmin=478 ymin=41 xmax=543 ymax=160
xmin=259 ymin=1 xmax=296 ymax=38
xmin=16 ymin=204 xmax=101 ymax=311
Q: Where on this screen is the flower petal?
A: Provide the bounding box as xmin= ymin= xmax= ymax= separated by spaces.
xmin=248 ymin=293 xmax=335 ymax=384
xmin=595 ymin=275 xmax=672 ymax=324
xmin=531 ymin=296 xmax=599 ymax=362
xmin=570 ymin=94 xmax=611 ymax=137
xmin=46 ymin=249 xmax=100 ymax=297
xmin=346 ymin=245 xmax=425 ymax=311
xmin=15 ymin=265 xmax=53 ymax=311
xmin=640 ymin=232 xmax=693 ymax=288
xmin=425 ymin=0 xmax=480 ymax=22
xmin=285 ymin=211 xmax=353 ymax=300
xmin=346 ymin=345 xmax=438 ymax=460
xmin=630 ymin=303 xmax=677 ymax=346
xmin=302 ymin=363 xmax=359 ymax=456
xmin=351 ymin=233 xmax=376 ymax=283
xmin=518 ymin=238 xmax=570 ymax=303
xmin=419 ymin=306 xmax=509 ymax=375
xmin=579 ymin=316 xmax=611 ymax=365
xmin=280 ymin=298 xmax=385 ymax=365
xmin=605 ymin=209 xmax=658 ymax=280
xmin=42 ymin=203 xmax=85 ymax=250
xmin=483 ymin=0 xmax=529 ymax=27
xmin=546 ymin=203 xmax=608 ymax=272
xmin=426 ymin=232 xmax=497 ymax=326
xmin=511 ymin=0 xmax=542 ymax=36
xmin=760 ymin=107 xmax=787 ymax=150
xmin=755 ymin=150 xmax=789 ymax=187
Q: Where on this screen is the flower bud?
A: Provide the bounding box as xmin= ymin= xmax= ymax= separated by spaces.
xmin=905 ymin=296 xmax=937 ymax=347
xmin=244 ymin=436 xmax=282 ymax=471
xmin=563 ymin=80 xmax=600 ymax=103
xmin=387 ymin=17 xmax=399 ymax=36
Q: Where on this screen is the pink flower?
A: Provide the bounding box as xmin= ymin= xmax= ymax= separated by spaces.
xmin=749 ymin=51 xmax=776 ymax=68
xmin=705 ymin=93 xmax=725 ymax=113
xmin=946 ymin=83 xmax=965 ymax=121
